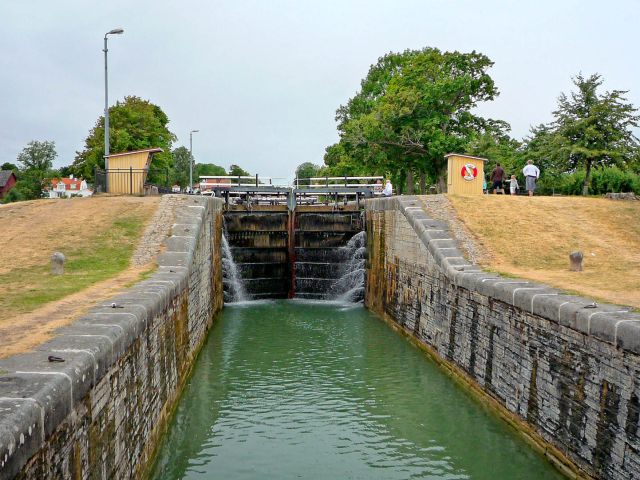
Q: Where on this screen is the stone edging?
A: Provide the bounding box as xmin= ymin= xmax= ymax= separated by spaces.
xmin=0 ymin=195 xmax=221 ymax=480
xmin=369 ymin=195 xmax=640 ymax=355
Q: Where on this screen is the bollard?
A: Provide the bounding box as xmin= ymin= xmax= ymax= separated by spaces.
xmin=569 ymin=251 xmax=583 ymax=272
xmin=51 ymin=252 xmax=65 ymax=275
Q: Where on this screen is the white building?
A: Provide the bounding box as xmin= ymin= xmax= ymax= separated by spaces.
xmin=48 ymin=176 xmax=93 ymax=198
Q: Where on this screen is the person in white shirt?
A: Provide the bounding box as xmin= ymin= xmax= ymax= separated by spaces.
xmin=383 ymin=179 xmax=393 ymax=197
xmin=522 ymin=160 xmax=540 ymax=196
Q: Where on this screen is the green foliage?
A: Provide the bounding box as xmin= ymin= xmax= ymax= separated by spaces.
xmin=547 ymin=167 xmax=640 ymax=195
xmin=196 ymin=163 xmax=227 ymax=177
xmin=72 ymin=96 xmax=176 ymax=183
xmin=171 ymin=146 xmax=190 ymax=187
xmin=17 ymin=140 xmax=57 ymax=172
xmin=325 ymin=47 xmax=502 ymax=193
xmin=2 ymin=140 xmax=58 ymax=203
xmin=467 ymin=127 xmax=524 ymax=181
xmin=228 ymin=164 xmax=250 ymax=176
xmin=1 ymin=162 xmax=18 ymax=172
xmin=295 ymin=162 xmax=322 ymax=185
xmin=527 ymin=74 xmax=640 ymax=195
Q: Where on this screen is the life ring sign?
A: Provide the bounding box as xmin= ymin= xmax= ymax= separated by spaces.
xmin=460 ymin=163 xmax=478 ymax=182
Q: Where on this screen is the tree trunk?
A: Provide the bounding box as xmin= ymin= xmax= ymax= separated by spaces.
xmin=582 ymin=161 xmax=592 ymax=196
xmin=406 ymin=170 xmax=414 ymax=195
xmin=419 ymin=171 xmax=427 ymax=194
xmin=437 ymin=174 xmax=447 ymax=193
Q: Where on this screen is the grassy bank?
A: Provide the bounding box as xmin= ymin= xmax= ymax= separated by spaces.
xmin=446 ymin=195 xmax=640 ymax=309
xmin=0 ymin=197 xmax=158 ymax=321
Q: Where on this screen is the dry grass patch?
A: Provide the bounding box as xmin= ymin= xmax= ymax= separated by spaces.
xmin=0 ymin=196 xmax=160 ymax=353
xmin=445 ymin=195 xmax=640 ymax=309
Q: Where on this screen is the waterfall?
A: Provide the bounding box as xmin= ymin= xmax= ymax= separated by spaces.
xmin=221 ymin=232 xmax=248 ymax=303
xmin=330 ymin=231 xmax=366 ymax=303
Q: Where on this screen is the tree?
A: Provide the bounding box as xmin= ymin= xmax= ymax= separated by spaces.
xmin=6 ymin=140 xmax=59 ymax=201
xmin=228 ymin=164 xmax=250 ymax=176
xmin=72 ymin=96 xmax=176 ymax=183
xmin=326 ymin=48 xmax=501 ymax=193
xmin=171 ymin=146 xmax=191 ymax=187
xmin=196 ymin=163 xmax=226 ymax=177
xmin=17 ymin=140 xmax=57 ymax=172
xmin=295 ymin=162 xmax=321 ymax=185
xmin=1 ymin=162 xmax=19 ymax=172
xmin=548 ymin=74 xmax=639 ymax=195
xmin=467 ymin=125 xmax=523 ymax=180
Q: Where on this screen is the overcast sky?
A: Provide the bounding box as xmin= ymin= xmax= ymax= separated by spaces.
xmin=1 ymin=0 xmax=639 ymax=179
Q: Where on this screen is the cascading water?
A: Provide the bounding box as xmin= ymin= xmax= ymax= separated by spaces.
xmin=221 ymin=231 xmax=248 ymax=303
xmin=330 ymin=231 xmax=366 ymax=303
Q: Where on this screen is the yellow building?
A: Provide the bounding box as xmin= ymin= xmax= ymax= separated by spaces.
xmin=445 ymin=153 xmax=487 ymax=195
xmin=106 ymin=148 xmax=163 ymax=194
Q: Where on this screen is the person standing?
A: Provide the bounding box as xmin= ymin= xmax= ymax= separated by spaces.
xmin=383 ymin=179 xmax=393 ymax=197
xmin=509 ymin=175 xmax=519 ymax=195
xmin=490 ymin=163 xmax=505 ymax=194
xmin=522 ymin=160 xmax=540 ymax=196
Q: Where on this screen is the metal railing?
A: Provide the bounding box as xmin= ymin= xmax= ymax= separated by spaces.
xmin=295 ymin=176 xmax=384 ymax=188
xmin=199 ymin=175 xmax=290 ymax=190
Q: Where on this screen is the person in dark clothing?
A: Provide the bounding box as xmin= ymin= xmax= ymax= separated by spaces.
xmin=490 ymin=163 xmax=505 ymax=194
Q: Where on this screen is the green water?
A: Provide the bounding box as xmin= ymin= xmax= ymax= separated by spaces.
xmin=150 ymin=300 xmax=562 ymax=479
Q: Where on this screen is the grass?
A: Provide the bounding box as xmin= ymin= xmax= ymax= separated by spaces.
xmin=445 ymin=194 xmax=640 ymax=309
xmin=0 ymin=213 xmax=152 ymax=316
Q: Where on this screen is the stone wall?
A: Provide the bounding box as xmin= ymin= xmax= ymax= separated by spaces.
xmin=365 ymin=196 xmax=640 ymax=480
xmin=0 ymin=195 xmax=224 ymax=480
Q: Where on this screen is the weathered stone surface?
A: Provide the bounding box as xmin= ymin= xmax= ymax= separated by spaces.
xmin=0 ymin=196 xmax=224 ymax=480
xmin=50 ymin=252 xmax=65 ymax=275
xmin=365 ymin=195 xmax=640 ymax=480
xmin=570 ymin=251 xmax=584 ymax=271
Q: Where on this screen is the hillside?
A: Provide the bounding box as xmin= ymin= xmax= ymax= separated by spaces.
xmin=0 ymin=196 xmax=160 ymax=356
xmin=442 ymin=195 xmax=640 ymax=309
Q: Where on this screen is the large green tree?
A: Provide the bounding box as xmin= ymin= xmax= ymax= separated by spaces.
xmin=171 ymin=146 xmax=191 ymax=187
xmin=294 ymin=162 xmax=321 ymax=185
xmin=547 ymin=74 xmax=639 ymax=195
xmin=7 ymin=140 xmax=59 ymax=201
xmin=325 ymin=48 xmax=501 ymax=193
xmin=17 ymin=140 xmax=57 ymax=172
xmin=72 ymin=96 xmax=176 ymax=183
xmin=228 ymin=164 xmax=250 ymax=176
xmin=196 ymin=163 xmax=227 ymax=177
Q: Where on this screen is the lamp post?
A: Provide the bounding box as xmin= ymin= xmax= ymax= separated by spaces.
xmin=189 ymin=129 xmax=199 ymax=193
xmin=103 ymin=28 xmax=124 ymax=192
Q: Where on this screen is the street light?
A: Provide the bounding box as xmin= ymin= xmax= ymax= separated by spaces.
xmin=103 ymin=28 xmax=124 ymax=191
xmin=189 ymin=130 xmax=199 ymax=193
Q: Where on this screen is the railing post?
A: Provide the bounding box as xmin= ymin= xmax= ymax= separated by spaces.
xmin=130 ymin=166 xmax=133 ymax=195
xmin=255 ymin=174 xmax=258 ymax=187
xmin=344 ymin=175 xmax=347 ymax=187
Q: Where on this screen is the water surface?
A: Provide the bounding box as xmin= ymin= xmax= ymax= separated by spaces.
xmin=150 ymin=300 xmax=562 ymax=479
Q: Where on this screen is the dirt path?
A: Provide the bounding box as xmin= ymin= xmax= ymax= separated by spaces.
xmin=0 ymin=195 xmax=186 ymax=358
xmin=0 ymin=266 xmax=150 ymax=358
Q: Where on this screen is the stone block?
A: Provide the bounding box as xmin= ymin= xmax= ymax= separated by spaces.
xmin=616 ymin=320 xmax=640 ymax=354
xmin=50 ymin=252 xmax=65 ymax=275
xmin=164 ymin=235 xmax=197 ymax=254
xmin=156 ymin=251 xmax=191 ymax=268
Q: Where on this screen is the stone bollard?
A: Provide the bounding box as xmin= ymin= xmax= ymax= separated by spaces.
xmin=569 ymin=251 xmax=583 ymax=272
xmin=51 ymin=252 xmax=65 ymax=275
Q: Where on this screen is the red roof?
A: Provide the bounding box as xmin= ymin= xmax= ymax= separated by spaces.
xmin=50 ymin=177 xmax=84 ymax=191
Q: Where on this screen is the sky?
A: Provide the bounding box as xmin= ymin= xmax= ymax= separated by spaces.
xmin=1 ymin=0 xmax=639 ymax=180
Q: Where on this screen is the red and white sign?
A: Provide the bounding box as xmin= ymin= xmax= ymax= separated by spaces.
xmin=460 ymin=163 xmax=478 ymax=182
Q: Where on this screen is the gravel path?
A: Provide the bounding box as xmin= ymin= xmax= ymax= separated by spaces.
xmin=417 ymin=194 xmax=490 ymax=265
xmin=132 ymin=194 xmax=188 ymax=266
